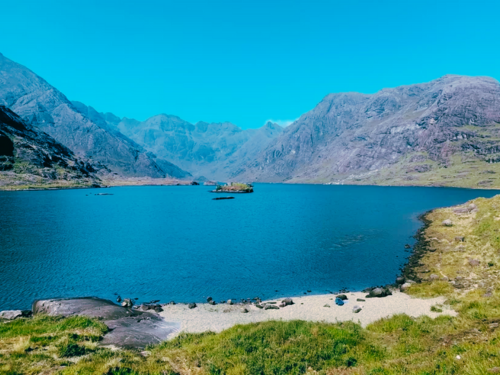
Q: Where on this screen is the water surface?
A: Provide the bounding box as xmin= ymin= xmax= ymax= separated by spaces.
xmin=0 ymin=184 xmax=498 ymax=310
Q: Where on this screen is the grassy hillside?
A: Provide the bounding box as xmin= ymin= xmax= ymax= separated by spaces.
xmin=4 ymin=195 xmax=500 ymax=374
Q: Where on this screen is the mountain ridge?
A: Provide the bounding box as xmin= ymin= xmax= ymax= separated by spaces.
xmin=0 ymin=53 xmax=189 ymax=179
xmin=234 ymin=74 xmax=500 ymax=188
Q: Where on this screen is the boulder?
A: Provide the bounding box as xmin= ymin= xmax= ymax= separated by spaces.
xmin=0 ymin=310 xmax=32 ymax=320
xmin=121 ymin=298 xmax=134 ymax=308
xmin=357 ymin=298 xmax=366 ymax=302
xmin=336 ymin=294 xmax=348 ymax=301
xmin=32 ymin=297 xmax=179 ymax=349
xmin=455 ymin=236 xmax=465 ymax=242
xmin=323 ymin=304 xmax=331 ymax=308
xmin=469 ymin=259 xmax=480 ymax=267
xmin=469 ymin=203 xmax=477 ymax=211
xmin=255 ymin=304 xmax=264 ymax=309
xmin=264 ymin=304 xmax=279 ymax=310
xmin=206 ymin=296 xmax=213 ymax=302
xmin=116 ymin=296 xmax=122 ymax=303
xmin=188 ymin=303 xmax=197 ymax=309
xmin=227 ymin=299 xmax=233 ymax=305
xmin=335 ymin=298 xmax=344 ymax=306
xmin=241 ymin=308 xmax=249 ymax=313
xmin=281 ymin=298 xmax=294 ymax=306
xmin=404 ymin=244 xmax=411 ymax=249
xmin=429 ymin=274 xmax=440 ymax=281
xmin=442 ymin=219 xmax=453 ymax=227
xmin=395 ymin=276 xmax=405 ymax=285
xmin=401 ymin=283 xmax=412 ymax=291
xmin=208 ymin=300 xmax=216 ymax=306
xmin=352 ymin=305 xmax=362 ymax=313
xmin=366 ymin=287 xmax=392 ymax=298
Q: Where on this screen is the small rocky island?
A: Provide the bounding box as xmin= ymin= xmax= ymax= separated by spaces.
xmin=211 ymin=182 xmax=253 ymax=193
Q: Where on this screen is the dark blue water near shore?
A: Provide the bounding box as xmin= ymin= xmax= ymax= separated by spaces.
xmin=0 ymin=184 xmax=498 ymax=310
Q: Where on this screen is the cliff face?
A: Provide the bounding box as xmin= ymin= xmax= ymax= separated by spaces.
xmin=0 ymin=53 xmax=187 ymax=179
xmin=0 ymin=106 xmax=100 ymax=188
xmin=236 ymin=75 xmax=500 ymax=187
xmin=115 ymin=115 xmax=282 ymax=180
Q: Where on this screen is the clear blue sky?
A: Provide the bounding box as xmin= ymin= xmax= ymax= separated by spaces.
xmin=1 ymin=0 xmax=499 ymax=128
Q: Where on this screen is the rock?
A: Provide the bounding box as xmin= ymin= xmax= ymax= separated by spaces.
xmin=241 ymin=308 xmax=249 ymax=313
xmin=255 ymin=304 xmax=263 ymax=309
xmin=455 ymin=236 xmax=465 ymax=242
xmin=404 ymin=244 xmax=411 ymax=249
xmin=264 ymin=304 xmax=279 ymax=310
xmin=168 ymin=301 xmax=176 ymax=305
xmin=116 ymin=296 xmax=122 ymax=303
xmin=227 ymin=299 xmax=233 ymax=305
xmin=406 ymin=279 xmax=416 ymax=284
xmin=429 ymin=274 xmax=440 ymax=281
xmin=335 ymin=298 xmax=344 ymax=306
xmin=469 ymin=259 xmax=480 ymax=267
xmin=489 ymin=323 xmax=499 ymax=329
xmin=188 ymin=303 xmax=197 ymax=309
xmin=401 ymin=283 xmax=412 ymax=291
xmin=208 ymin=300 xmax=216 ymax=305
xmin=442 ymin=219 xmax=453 ymax=227
xmin=324 ymin=304 xmax=330 ymax=308
xmin=121 ymin=298 xmax=134 ymax=308
xmin=357 ymin=298 xmax=366 ymax=302
xmin=32 ymin=297 xmax=179 ymax=349
xmin=206 ymin=296 xmax=213 ymax=302
xmin=336 ymin=294 xmax=348 ymax=301
xmin=367 ymin=287 xmax=392 ymax=298
xmin=395 ymin=276 xmax=405 ymax=285
xmin=469 ymin=203 xmax=477 ymax=211
xmin=0 ymin=310 xmax=32 ymax=320
xmin=307 ymin=290 xmax=311 ymax=293
xmin=281 ymin=298 xmax=294 ymax=306
xmin=488 ymin=367 xmax=500 ymax=374
xmin=352 ymin=305 xmax=362 ymax=313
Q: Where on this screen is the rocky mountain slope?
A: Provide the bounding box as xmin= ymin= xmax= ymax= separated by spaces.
xmin=0 ymin=53 xmax=188 ymax=179
xmin=236 ymin=75 xmax=500 ymax=188
xmin=70 ymin=101 xmax=191 ymax=179
xmin=0 ymin=105 xmax=100 ymax=189
xmin=112 ymin=115 xmax=282 ymax=180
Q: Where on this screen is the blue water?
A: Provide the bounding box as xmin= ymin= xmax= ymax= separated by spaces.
xmin=0 ymin=184 xmax=498 ymax=310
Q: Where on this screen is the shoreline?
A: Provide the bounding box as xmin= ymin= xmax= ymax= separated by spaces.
xmin=158 ymin=291 xmax=456 ymax=335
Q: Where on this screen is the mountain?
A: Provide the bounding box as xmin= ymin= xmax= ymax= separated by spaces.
xmin=114 ymin=115 xmax=282 ymax=180
xmin=70 ymin=101 xmax=191 ymax=179
xmin=236 ymin=75 xmax=500 ymax=188
xmin=0 ymin=105 xmax=100 ymax=189
xmin=0 ymin=53 xmax=188 ymax=179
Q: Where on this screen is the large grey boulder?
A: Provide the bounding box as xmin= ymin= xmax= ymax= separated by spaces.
xmin=32 ymin=297 xmax=179 ymax=349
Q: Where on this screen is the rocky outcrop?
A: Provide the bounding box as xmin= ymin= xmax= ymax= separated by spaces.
xmin=0 ymin=53 xmax=187 ymax=179
xmin=0 ymin=106 xmax=100 ymax=188
xmin=32 ymin=297 xmax=179 ymax=349
xmin=235 ymin=75 xmax=500 ymax=185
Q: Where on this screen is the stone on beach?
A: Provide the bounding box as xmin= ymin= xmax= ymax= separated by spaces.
xmin=367 ymin=287 xmax=392 ymax=298
xmin=352 ymin=305 xmax=362 ymax=313
xmin=188 ymin=303 xmax=197 ymax=309
xmin=264 ymin=304 xmax=279 ymax=310
xmin=121 ymin=298 xmax=134 ymax=307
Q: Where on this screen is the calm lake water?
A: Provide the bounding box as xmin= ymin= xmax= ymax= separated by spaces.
xmin=0 ymin=184 xmax=498 ymax=310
